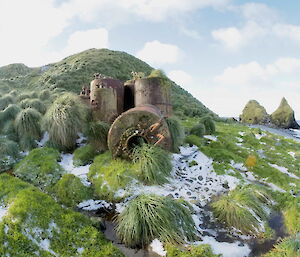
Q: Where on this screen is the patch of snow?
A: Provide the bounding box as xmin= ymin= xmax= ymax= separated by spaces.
xmin=239 ymin=132 xmax=245 ymax=136
xmin=230 ymin=161 xmax=247 ymax=172
xmin=289 ymin=183 xmax=296 ymax=187
xmin=255 ymin=133 xmax=266 ymax=140
xmin=197 ymin=236 xmax=251 ymax=257
xmin=150 ymin=239 xmax=166 ymax=256
xmin=77 ymin=247 xmax=84 ymax=254
xmin=265 ymin=182 xmax=286 ymax=193
xmin=204 ymin=135 xmax=217 ymax=141
xmin=0 ymin=205 xmax=9 ymax=222
xmin=76 ymin=133 xmax=87 ymax=146
xmin=115 ymin=203 xmax=126 ymax=214
xmin=114 ymin=189 xmax=127 ymax=198
xmin=59 ymin=153 xmax=91 ymax=186
xmin=77 ymin=199 xmax=112 ymax=211
xmin=37 ymin=132 xmax=49 ymax=147
xmin=269 ymin=163 xmax=299 ymax=180
xmin=236 ymin=137 xmax=243 ymax=143
xmin=257 ymin=149 xmax=266 ymax=158
xmin=288 ymin=152 xmax=296 ymax=158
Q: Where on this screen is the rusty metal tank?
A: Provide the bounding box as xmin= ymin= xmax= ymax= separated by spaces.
xmin=90 ymin=78 xmax=124 ymax=123
xmin=108 ymin=104 xmax=172 ymax=159
xmin=134 ymin=77 xmax=172 ymax=117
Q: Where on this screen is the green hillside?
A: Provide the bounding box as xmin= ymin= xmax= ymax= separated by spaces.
xmin=0 ymin=48 xmax=214 ymax=117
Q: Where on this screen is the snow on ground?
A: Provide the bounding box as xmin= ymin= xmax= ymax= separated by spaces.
xmin=255 ymin=133 xmax=266 ymax=140
xmin=37 ymin=132 xmax=49 ymax=147
xmin=59 ymin=154 xmax=91 ymax=186
xmin=269 ymin=163 xmax=299 ymax=180
xmin=230 ymin=161 xmax=247 ymax=172
xmin=150 ymin=239 xmax=166 ymax=256
xmin=76 ymin=133 xmax=87 ymax=147
xmin=0 ymin=205 xmax=9 ymax=222
xmin=203 ymin=135 xmax=217 ymax=141
xmin=77 ymin=199 xmax=112 ymax=211
xmin=197 ymin=236 xmax=251 ymax=257
xmin=239 ymin=132 xmax=245 ymax=136
xmin=288 ymin=152 xmax=296 ymax=158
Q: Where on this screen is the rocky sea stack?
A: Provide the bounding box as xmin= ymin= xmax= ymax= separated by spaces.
xmin=240 ymin=100 xmax=270 ymax=124
xmin=271 ymin=97 xmax=300 ymax=129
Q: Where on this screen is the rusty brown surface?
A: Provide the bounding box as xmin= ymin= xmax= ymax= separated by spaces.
xmin=134 ymin=77 xmax=173 ymax=117
xmin=108 ymin=104 xmax=172 ymax=159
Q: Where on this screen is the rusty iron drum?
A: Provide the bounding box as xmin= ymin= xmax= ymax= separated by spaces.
xmin=134 ymin=77 xmax=172 ymax=117
xmin=108 ymin=104 xmax=172 ymax=159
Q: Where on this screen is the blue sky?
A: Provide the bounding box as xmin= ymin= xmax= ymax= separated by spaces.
xmin=1 ymin=0 xmax=300 ymax=118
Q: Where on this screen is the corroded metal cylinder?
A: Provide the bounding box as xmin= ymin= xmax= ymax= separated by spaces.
xmin=90 ymin=78 xmax=124 ymax=123
xmin=134 ymin=77 xmax=172 ymax=117
xmin=108 ymin=104 xmax=172 ymax=159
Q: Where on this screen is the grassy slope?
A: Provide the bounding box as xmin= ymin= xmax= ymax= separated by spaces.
xmin=0 ymin=48 xmax=214 ymax=117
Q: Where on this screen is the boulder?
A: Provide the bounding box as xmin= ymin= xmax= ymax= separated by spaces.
xmin=240 ymin=100 xmax=270 ymax=124
xmin=271 ymin=97 xmax=300 ymax=129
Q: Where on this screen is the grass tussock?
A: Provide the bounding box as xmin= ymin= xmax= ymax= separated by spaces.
xmin=190 ymin=123 xmax=206 ymax=137
xmin=20 ymin=98 xmax=47 ymax=114
xmin=262 ymin=236 xmax=300 ymax=257
xmin=116 ymin=194 xmax=196 ymax=248
xmin=165 ymin=243 xmax=220 ymax=257
xmin=0 ymin=104 xmax=21 ymax=123
xmin=283 ymin=201 xmax=300 ymax=235
xmin=211 ymin=185 xmax=272 ymax=235
xmin=42 ymin=93 xmax=88 ymax=150
xmin=0 ymin=94 xmax=14 ymax=110
xmin=166 ymin=117 xmax=185 ymax=152
xmin=0 ymin=137 xmax=20 ymax=172
xmin=133 ymin=144 xmax=172 ymax=185
xmin=85 ymin=121 xmax=110 ymax=151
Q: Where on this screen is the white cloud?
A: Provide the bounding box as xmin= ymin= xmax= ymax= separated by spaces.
xmin=136 ymin=41 xmax=182 ymax=65
xmin=63 ymin=28 xmax=109 ymax=56
xmin=240 ymin=3 xmax=278 ymax=24
xmin=273 ymin=24 xmax=300 ymax=43
xmin=168 ymin=70 xmax=193 ymax=86
xmin=215 ymin=57 xmax=300 ymax=86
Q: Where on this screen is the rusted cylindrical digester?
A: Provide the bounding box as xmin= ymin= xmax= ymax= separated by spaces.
xmin=134 ymin=77 xmax=172 ymax=117
xmin=108 ymin=104 xmax=172 ymax=159
xmin=90 ymin=78 xmax=124 ymax=123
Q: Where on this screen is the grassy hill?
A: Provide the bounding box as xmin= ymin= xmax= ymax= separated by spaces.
xmin=0 ymin=48 xmax=214 ymax=118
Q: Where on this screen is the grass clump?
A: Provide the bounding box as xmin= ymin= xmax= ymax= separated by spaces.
xmin=85 ymin=121 xmax=110 ymax=151
xmin=52 ymin=174 xmax=93 ymax=208
xmin=262 ymin=236 xmax=300 ymax=257
xmin=166 ymin=116 xmax=185 ymax=152
xmin=190 ymin=123 xmax=206 ymax=137
xmin=116 ymin=194 xmax=196 ymax=248
xmin=185 ymin=135 xmax=203 ymax=148
xmin=211 ymin=185 xmax=272 ymax=235
xmin=133 ymin=144 xmax=172 ymax=185
xmin=0 ymin=94 xmax=14 ymax=110
xmin=165 ymin=243 xmax=220 ymax=257
xmin=73 ymin=144 xmax=97 ymax=166
xmin=20 ymin=98 xmax=47 ymax=114
xmin=200 ymin=115 xmax=216 ymax=135
xmin=283 ymin=201 xmax=300 ymax=235
xmin=13 ymin=147 xmax=64 ymax=190
xmin=0 ymin=104 xmax=21 ymax=121
xmin=88 ymin=152 xmax=137 ymax=201
xmin=15 ymin=108 xmax=42 ymax=150
xmin=39 ymin=89 xmax=51 ymax=100
xmin=0 ymin=137 xmax=20 ymax=172
xmin=42 ymin=93 xmax=88 ymax=150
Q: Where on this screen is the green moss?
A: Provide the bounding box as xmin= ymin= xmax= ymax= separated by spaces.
xmin=73 ymin=144 xmax=97 ymax=167
xmin=88 ymin=152 xmax=137 ymax=201
xmin=0 ymin=174 xmax=124 ymax=257
xmin=283 ymin=201 xmax=300 ymax=235
xmin=165 ymin=244 xmax=221 ymax=257
xmin=52 ymin=174 xmax=93 ymax=208
xmin=190 ymin=123 xmax=206 ymax=137
xmin=116 ymin=194 xmax=196 ymax=248
xmin=13 ymin=147 xmax=64 ymax=190
xmin=85 ymin=121 xmax=110 ymax=151
xmin=185 ymin=135 xmax=203 ymax=148
xmin=262 ymin=236 xmax=300 ymax=257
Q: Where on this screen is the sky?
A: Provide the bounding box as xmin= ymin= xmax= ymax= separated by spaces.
xmin=1 ymin=0 xmax=300 ymax=119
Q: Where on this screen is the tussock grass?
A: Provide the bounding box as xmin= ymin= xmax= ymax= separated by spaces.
xmin=20 ymin=98 xmax=46 ymax=114
xmin=190 ymin=123 xmax=206 ymax=137
xmin=133 ymin=144 xmax=172 ymax=185
xmin=2 ymin=104 xmax=21 ymax=121
xmin=200 ymin=115 xmax=216 ymax=135
xmin=42 ymin=93 xmax=88 ymax=150
xmin=211 ymin=185 xmax=272 ymax=235
xmin=283 ymin=201 xmax=300 ymax=235
xmin=262 ymin=236 xmax=300 ymax=257
xmin=15 ymin=108 xmax=42 ymax=150
xmin=116 ymin=194 xmax=196 ymax=248
xmin=17 ymin=93 xmax=31 ymax=102
xmin=85 ymin=121 xmax=110 ymax=151
xmin=39 ymin=89 xmax=51 ymax=100
xmin=0 ymin=94 xmax=14 ymax=110
xmin=165 ymin=243 xmax=219 ymax=257
xmin=166 ymin=116 xmax=185 ymax=152
xmin=0 ymin=137 xmax=20 ymax=172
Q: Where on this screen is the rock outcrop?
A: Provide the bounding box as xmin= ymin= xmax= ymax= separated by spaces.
xmin=240 ymin=100 xmax=270 ymax=124
xmin=271 ymin=97 xmax=300 ymax=129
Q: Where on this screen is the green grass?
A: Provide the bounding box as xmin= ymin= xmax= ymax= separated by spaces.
xmin=166 ymin=116 xmax=185 ymax=152
xmin=73 ymin=144 xmax=98 ymax=167
xmin=85 ymin=121 xmax=110 ymax=151
xmin=0 ymin=174 xmax=124 ymax=257
xmin=133 ymin=144 xmax=172 ymax=185
xmin=20 ymin=98 xmax=47 ymax=114
xmin=88 ymin=152 xmax=137 ymax=201
xmin=200 ymin=115 xmax=216 ymax=135
xmin=165 ymin=243 xmax=221 ymax=257
xmin=262 ymin=236 xmax=300 ymax=257
xmin=190 ymin=123 xmax=206 ymax=137
xmin=283 ymin=201 xmax=300 ymax=235
xmin=0 ymin=104 xmax=21 ymax=122
xmin=52 ymin=174 xmax=93 ymax=208
xmin=0 ymin=94 xmax=14 ymax=110
xmin=13 ymin=147 xmax=64 ymax=191
xmin=0 ymin=137 xmax=20 ymax=172
xmin=42 ymin=93 xmax=88 ymax=150
xmin=116 ymin=194 xmax=196 ymax=248
xmin=15 ymin=108 xmax=42 ymax=150
xmin=211 ymin=185 xmax=272 ymax=235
